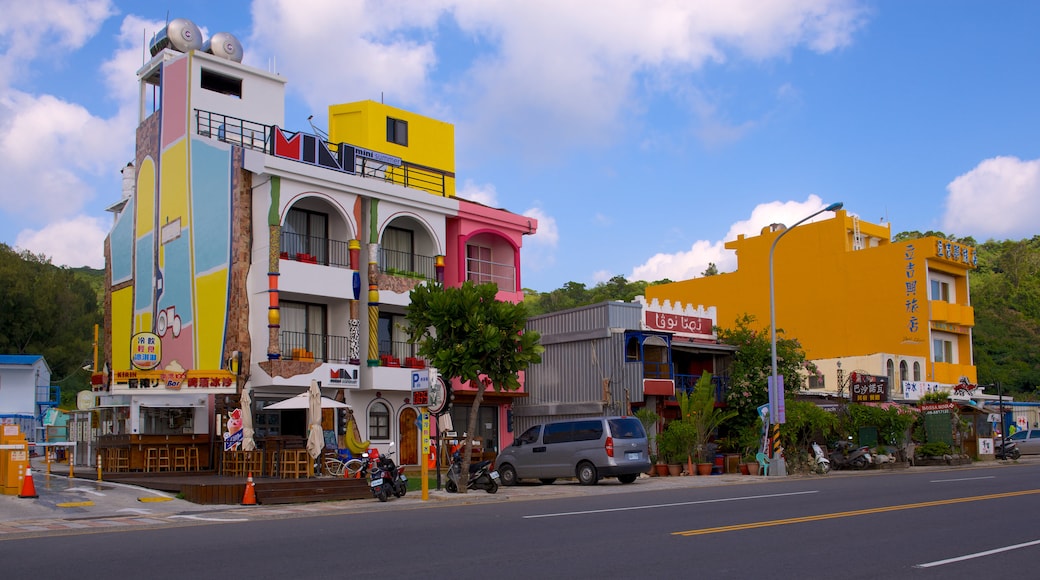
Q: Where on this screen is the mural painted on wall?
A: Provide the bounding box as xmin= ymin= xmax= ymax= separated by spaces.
xmin=122 ymin=52 xmax=233 ymax=375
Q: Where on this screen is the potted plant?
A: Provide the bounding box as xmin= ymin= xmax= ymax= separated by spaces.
xmin=680 ymin=373 xmax=736 ymax=475
xmin=662 ymin=419 xmax=698 ymax=475
xmin=656 ymin=424 xmax=684 ymax=475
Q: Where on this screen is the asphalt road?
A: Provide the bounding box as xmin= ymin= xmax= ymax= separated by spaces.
xmin=2 ymin=460 xmax=1038 ymax=578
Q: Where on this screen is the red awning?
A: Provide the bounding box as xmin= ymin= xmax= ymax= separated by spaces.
xmin=644 ymin=379 xmax=675 ymax=397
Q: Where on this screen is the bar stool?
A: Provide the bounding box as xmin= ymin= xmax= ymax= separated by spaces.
xmin=280 ymin=449 xmax=307 ymax=479
xmin=157 ymin=447 xmax=171 ymax=471
xmin=114 ymin=448 xmax=130 ymax=472
xmin=186 ymin=447 xmax=201 ymax=471
xmin=173 ymin=448 xmax=188 ymax=471
xmin=145 ymin=447 xmax=160 ymax=472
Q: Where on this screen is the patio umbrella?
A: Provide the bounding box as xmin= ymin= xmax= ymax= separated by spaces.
xmin=306 ymin=380 xmax=324 ymax=461
xmin=265 ymin=392 xmax=351 ymax=410
xmin=241 ymin=388 xmax=256 ymax=451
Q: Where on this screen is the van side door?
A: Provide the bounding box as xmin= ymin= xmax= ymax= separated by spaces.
xmin=509 ymin=425 xmax=545 ymax=478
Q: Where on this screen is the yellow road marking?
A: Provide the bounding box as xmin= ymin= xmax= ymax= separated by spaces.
xmin=673 ymin=489 xmax=1040 ymax=537
xmin=138 ymin=496 xmax=174 ymax=503
xmin=56 ymin=501 xmax=95 ymax=508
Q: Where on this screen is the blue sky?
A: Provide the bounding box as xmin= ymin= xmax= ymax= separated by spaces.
xmin=3 ymin=1 xmax=1040 ymax=293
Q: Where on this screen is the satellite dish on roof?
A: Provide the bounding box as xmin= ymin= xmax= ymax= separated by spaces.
xmin=204 ymin=31 xmax=244 ymax=62
xmin=149 ymin=18 xmax=203 ymax=56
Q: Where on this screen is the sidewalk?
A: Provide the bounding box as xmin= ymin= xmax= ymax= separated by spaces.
xmin=1 ymin=455 xmax=1030 ymax=539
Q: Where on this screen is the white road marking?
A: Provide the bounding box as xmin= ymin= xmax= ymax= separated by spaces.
xmin=65 ymin=487 xmax=106 ymax=496
xmin=929 ymin=476 xmax=996 ymax=483
xmin=522 ymin=490 xmax=818 ymax=519
xmin=117 ymin=508 xmax=154 ymax=515
xmin=916 ymin=538 xmax=1040 ymax=568
xmin=168 ymin=515 xmax=250 ymax=522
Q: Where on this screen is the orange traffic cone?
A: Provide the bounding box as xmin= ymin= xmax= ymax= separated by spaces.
xmin=427 ymin=444 xmax=437 ymax=469
xmin=241 ymin=472 xmax=257 ymax=505
xmin=18 ymin=465 xmax=38 ymax=499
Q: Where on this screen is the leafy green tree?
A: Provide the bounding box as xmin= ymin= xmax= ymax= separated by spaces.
xmin=0 ymin=244 xmax=102 ymax=406
xmin=780 ymin=400 xmax=837 ymax=464
xmin=701 ymin=263 xmax=719 ymax=276
xmin=716 ymin=313 xmax=813 ymax=429
xmin=406 ymin=281 xmax=543 ymax=490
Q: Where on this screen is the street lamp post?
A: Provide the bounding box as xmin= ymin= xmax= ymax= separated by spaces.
xmin=768 ymin=201 xmax=843 ymax=423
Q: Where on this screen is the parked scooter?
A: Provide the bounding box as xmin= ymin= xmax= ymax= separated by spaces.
xmin=811 ymin=442 xmax=831 ymax=474
xmin=369 ymin=443 xmax=407 ymax=502
xmin=995 ymin=438 xmax=1021 ymax=460
xmin=446 ymin=451 xmax=500 ymax=494
xmin=828 ymin=438 xmax=873 ymax=470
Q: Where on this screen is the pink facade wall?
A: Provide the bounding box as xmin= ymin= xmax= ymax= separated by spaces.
xmin=445 ymin=199 xmax=536 ymax=304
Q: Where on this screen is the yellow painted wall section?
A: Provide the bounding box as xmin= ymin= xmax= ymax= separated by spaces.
xmin=136 ymin=158 xmax=156 ymax=238
xmin=133 ymin=158 xmax=156 ymax=335
xmin=646 ymin=212 xmax=974 ymax=382
xmin=193 ymin=270 xmax=228 ymax=370
xmin=327 ymin=100 xmax=456 ymax=196
xmin=158 ymin=140 xmax=190 ymax=238
xmin=111 ymin=287 xmax=133 ymax=372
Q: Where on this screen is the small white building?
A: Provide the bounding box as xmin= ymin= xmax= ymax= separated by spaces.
xmin=0 ymin=354 xmax=58 ymax=443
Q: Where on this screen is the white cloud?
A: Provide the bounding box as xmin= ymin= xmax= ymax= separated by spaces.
xmin=457 ymin=179 xmax=499 ymax=206
xmin=0 ymin=12 xmax=144 ymax=267
xmin=0 ymin=0 xmax=115 ymax=89
xmin=630 ymin=194 xmax=838 ymax=282
xmin=942 ymin=156 xmax=1040 ymax=239
xmin=15 ymin=215 xmax=107 ymax=268
xmin=447 ymin=0 xmax=867 ymax=156
xmin=248 ymin=0 xmax=447 ymax=121
xmin=523 ymin=206 xmax=558 ymax=247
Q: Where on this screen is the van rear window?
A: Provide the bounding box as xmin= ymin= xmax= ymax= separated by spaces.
xmin=609 ymin=418 xmax=645 ymax=439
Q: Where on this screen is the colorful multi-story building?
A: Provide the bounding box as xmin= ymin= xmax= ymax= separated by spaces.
xmin=646 ymin=209 xmax=977 ymax=400
xmin=98 ymin=18 xmax=535 ymax=469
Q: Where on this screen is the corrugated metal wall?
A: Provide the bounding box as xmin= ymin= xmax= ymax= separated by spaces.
xmin=518 ymin=302 xmax=646 ymax=434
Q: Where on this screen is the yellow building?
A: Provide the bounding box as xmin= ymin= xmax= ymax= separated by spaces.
xmin=646 ymin=210 xmax=977 ymax=399
xmin=328 ymin=100 xmax=456 ymax=197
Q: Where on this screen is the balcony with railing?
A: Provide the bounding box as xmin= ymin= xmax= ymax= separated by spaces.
xmin=377 ymin=340 xmax=428 ymax=369
xmin=280 ymin=230 xmax=351 ymax=268
xmin=195 ymin=109 xmax=452 ymax=196
xmin=466 ymin=258 xmax=516 ymax=291
xmin=280 ymin=331 xmax=355 ymax=364
xmin=380 ymin=248 xmax=437 ymax=281
xmin=675 ymin=373 xmax=729 ymax=404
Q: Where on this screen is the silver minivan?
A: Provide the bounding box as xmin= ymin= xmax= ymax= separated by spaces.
xmin=495 ymin=416 xmax=650 ymax=486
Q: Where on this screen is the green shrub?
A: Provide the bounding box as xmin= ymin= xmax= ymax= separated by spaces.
xmin=917 ymin=441 xmax=952 ymax=457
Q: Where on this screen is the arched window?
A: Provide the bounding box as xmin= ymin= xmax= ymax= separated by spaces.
xmin=368 ymin=402 xmax=390 ymax=440
xmin=886 ymin=359 xmax=895 ymax=386
xmin=899 ymin=361 xmax=908 ymax=383
xmin=913 ymin=362 xmax=921 ymax=381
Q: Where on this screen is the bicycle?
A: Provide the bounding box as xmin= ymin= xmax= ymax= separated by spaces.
xmin=324 ymin=455 xmax=368 ymax=478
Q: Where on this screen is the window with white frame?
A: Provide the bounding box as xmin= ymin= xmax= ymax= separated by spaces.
xmin=933 ymin=337 xmax=955 ymax=364
xmin=369 ymin=402 xmax=390 ymax=440
xmin=930 ymin=273 xmax=955 ymax=303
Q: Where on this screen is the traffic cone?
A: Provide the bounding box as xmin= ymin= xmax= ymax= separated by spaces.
xmin=427 ymin=444 xmax=437 ymax=469
xmin=18 ymin=465 xmax=38 ymax=499
xmin=241 ymin=472 xmax=257 ymax=505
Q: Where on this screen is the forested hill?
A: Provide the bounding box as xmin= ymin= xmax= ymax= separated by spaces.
xmin=0 ymin=244 xmax=103 ymax=406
